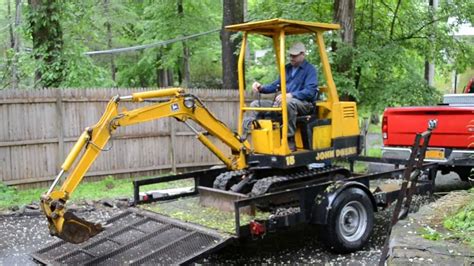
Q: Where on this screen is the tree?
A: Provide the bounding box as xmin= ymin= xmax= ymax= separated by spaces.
xmin=424 ymin=0 xmax=437 ymax=86
xmin=177 ymin=0 xmax=190 ymax=87
xmin=27 ymin=0 xmax=65 ymax=88
xmin=221 ymin=0 xmax=244 ymax=90
xmin=332 ymin=0 xmax=356 ymax=100
xmin=103 ymin=0 xmax=116 ymax=83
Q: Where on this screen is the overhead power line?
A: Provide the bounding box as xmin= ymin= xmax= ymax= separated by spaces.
xmin=84 ymin=28 xmax=220 ymax=56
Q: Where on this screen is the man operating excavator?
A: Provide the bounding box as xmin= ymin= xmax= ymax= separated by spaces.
xmin=245 ymin=42 xmax=319 ymax=151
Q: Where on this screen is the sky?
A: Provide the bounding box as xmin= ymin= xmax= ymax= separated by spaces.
xmin=448 ymin=18 xmax=474 ymax=36
xmin=455 ymin=23 xmax=474 ymax=36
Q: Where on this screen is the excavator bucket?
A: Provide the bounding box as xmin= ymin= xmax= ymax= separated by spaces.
xmin=53 ymin=211 xmax=103 ymax=244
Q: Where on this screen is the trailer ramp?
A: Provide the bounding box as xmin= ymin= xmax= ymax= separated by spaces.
xmin=32 ymin=208 xmax=233 ymax=265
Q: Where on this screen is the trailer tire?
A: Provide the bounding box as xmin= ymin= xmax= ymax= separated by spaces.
xmin=319 ymin=187 xmax=374 ymax=253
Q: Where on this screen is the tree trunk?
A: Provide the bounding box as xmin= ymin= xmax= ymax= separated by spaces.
xmin=156 ymin=52 xmax=163 ymax=87
xmin=332 ymin=0 xmax=355 ymax=71
xmin=333 ymin=0 xmax=355 ymax=47
xmin=7 ymin=0 xmax=21 ymax=89
xmin=103 ymin=0 xmax=116 ymax=83
xmin=167 ymin=69 xmax=174 ymax=86
xmin=28 ymin=0 xmax=65 ymax=88
xmin=13 ymin=0 xmax=21 ymax=87
xmin=181 ymin=45 xmax=190 ymax=87
xmin=8 ymin=0 xmax=14 ymax=49
xmin=177 ymin=0 xmax=190 ymax=87
xmin=332 ymin=0 xmax=355 ymax=100
xmin=221 ymin=0 xmax=244 ymax=90
xmin=424 ymin=0 xmax=437 ymax=87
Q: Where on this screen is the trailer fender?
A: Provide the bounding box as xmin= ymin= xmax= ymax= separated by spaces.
xmin=310 ymin=181 xmax=377 ymax=225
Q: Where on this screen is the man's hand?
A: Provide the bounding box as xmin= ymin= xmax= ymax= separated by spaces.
xmin=252 ymin=81 xmax=262 ymax=92
xmin=275 ymin=93 xmax=292 ymax=105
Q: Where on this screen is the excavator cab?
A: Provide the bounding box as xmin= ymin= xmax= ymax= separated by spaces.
xmin=227 ymin=19 xmax=361 ymax=165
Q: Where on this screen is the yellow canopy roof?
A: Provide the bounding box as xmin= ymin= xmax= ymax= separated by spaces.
xmin=225 ymin=18 xmax=340 ymax=36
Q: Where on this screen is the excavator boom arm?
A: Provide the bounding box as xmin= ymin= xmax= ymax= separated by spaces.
xmin=41 ymin=88 xmax=249 ymax=244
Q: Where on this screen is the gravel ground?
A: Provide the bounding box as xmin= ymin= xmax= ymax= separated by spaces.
xmin=0 ymin=209 xmax=120 ymax=266
xmin=0 ymin=195 xmax=433 ymax=265
xmin=203 ymin=211 xmax=388 ymax=265
xmin=203 ymin=195 xmax=432 ymax=265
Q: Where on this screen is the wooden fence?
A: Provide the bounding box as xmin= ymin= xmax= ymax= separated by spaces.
xmin=0 ymin=88 xmax=249 ymax=188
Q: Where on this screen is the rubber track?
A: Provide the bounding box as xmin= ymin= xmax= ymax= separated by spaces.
xmin=213 ymin=170 xmax=250 ymax=190
xmin=250 ymin=166 xmax=348 ymax=196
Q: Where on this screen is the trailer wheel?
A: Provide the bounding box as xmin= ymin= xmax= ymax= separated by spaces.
xmin=319 ymin=187 xmax=374 ymax=253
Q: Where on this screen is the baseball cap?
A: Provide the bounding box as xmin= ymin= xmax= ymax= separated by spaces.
xmin=288 ymin=42 xmax=306 ymax=55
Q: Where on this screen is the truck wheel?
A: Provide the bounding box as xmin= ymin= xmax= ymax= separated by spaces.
xmin=319 ymin=187 xmax=374 ymax=253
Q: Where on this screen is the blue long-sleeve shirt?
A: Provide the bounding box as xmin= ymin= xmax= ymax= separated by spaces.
xmin=260 ymin=60 xmax=318 ymax=102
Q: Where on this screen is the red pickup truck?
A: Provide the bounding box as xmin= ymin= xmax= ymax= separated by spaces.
xmin=382 ymin=94 xmax=474 ymax=181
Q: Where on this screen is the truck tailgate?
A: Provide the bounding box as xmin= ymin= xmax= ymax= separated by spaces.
xmin=383 ymin=106 xmax=474 ymax=148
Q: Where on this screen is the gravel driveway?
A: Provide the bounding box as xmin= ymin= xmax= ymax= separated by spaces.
xmin=0 ymin=204 xmax=399 ymax=265
xmin=0 ymin=210 xmax=119 ymax=266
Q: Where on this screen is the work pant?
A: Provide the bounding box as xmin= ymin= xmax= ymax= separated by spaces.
xmin=244 ymin=98 xmax=313 ymax=137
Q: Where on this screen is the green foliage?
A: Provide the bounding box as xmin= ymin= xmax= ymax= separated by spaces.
xmin=0 ymin=183 xmax=44 ymax=210
xmin=0 ymin=0 xmax=472 ymax=116
xmin=420 ymin=226 xmax=442 ymax=241
xmin=0 ymin=182 xmax=17 ymax=203
xmin=443 ymin=189 xmax=474 ymax=247
xmin=367 ymin=148 xmax=382 ymax=158
xmin=419 ymin=189 xmax=474 ymax=247
xmin=24 ymin=0 xmax=66 ymax=87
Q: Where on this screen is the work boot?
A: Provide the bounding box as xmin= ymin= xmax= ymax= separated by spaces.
xmin=242 ymin=118 xmax=261 ymax=140
xmin=288 ymin=136 xmax=296 ymax=152
xmin=242 ymin=117 xmax=255 ymax=139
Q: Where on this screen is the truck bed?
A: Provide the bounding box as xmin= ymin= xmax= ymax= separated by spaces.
xmin=383 ymin=106 xmax=474 ymax=149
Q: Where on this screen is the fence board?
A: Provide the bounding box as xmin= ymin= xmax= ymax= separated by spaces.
xmin=0 ymin=88 xmax=248 ymax=188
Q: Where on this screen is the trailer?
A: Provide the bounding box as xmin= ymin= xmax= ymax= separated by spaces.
xmin=32 ymin=125 xmax=438 ymax=265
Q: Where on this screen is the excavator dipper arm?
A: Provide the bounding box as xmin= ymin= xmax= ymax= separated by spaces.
xmin=40 ymin=88 xmax=249 ymax=244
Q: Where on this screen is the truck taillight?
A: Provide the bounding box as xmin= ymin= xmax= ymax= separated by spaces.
xmin=382 ymin=116 xmax=388 ymax=139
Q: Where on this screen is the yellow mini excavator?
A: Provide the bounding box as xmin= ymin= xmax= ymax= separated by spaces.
xmin=40 ymin=19 xmax=361 ymax=244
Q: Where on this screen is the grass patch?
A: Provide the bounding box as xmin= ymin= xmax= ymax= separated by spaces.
xmin=0 ymin=182 xmax=46 ymax=210
xmin=367 ymin=123 xmax=381 ymax=134
xmin=442 ymin=188 xmax=474 ymax=248
xmin=0 ymin=174 xmax=186 ymax=210
xmin=419 ymin=188 xmax=474 ymax=248
xmin=143 ymin=197 xmax=269 ymax=234
xmin=367 ymin=147 xmax=382 ymax=158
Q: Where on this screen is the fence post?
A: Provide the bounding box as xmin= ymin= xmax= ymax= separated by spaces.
xmin=55 ymin=89 xmax=65 ymax=170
